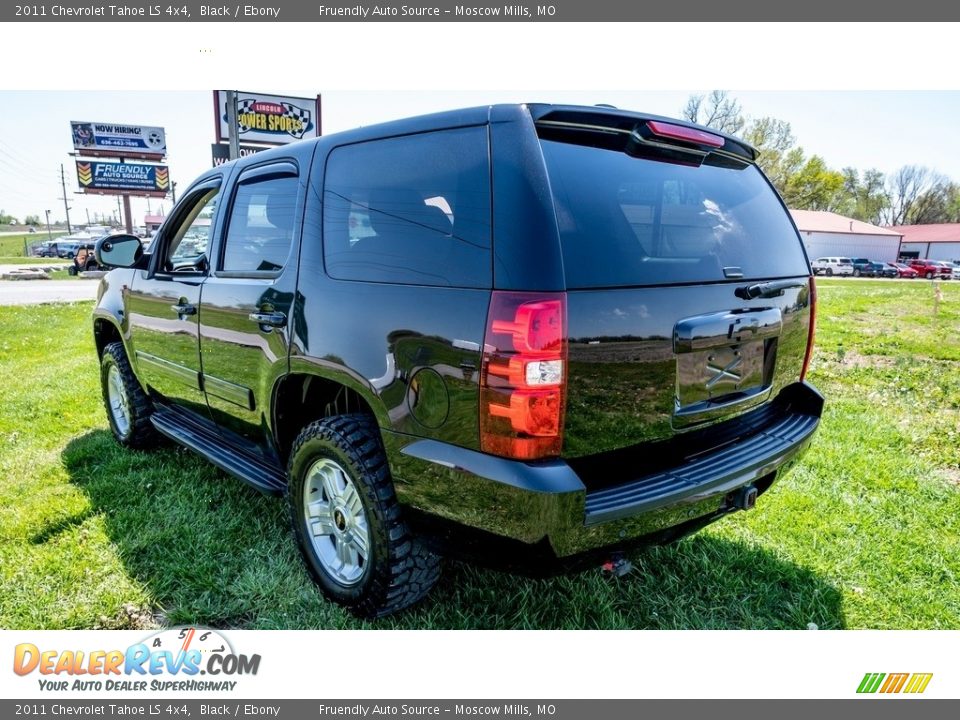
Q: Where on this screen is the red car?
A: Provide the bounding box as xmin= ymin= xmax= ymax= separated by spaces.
xmin=909 ymin=259 xmax=951 ymax=279
xmin=890 ymin=262 xmax=919 ymax=279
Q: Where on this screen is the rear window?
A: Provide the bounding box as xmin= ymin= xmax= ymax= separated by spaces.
xmin=539 ymin=139 xmax=809 ymax=288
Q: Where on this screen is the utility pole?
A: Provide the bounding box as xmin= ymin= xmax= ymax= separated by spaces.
xmin=123 ymin=195 xmax=133 ymax=235
xmin=85 ymin=208 xmax=91 ymax=225
xmin=171 ymin=181 xmax=178 ymax=205
xmin=60 ymin=164 xmax=73 ymax=233
xmin=226 ymin=90 xmax=240 ymax=160
xmin=45 ymin=209 xmax=52 ymax=241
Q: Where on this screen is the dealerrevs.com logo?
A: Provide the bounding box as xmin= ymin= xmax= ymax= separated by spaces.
xmin=857 ymin=673 xmax=933 ymax=694
xmin=13 ymin=628 xmax=260 ymax=693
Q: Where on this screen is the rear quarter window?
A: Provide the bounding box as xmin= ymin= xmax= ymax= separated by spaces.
xmin=322 ymin=126 xmax=492 ymax=288
xmin=540 ymin=139 xmax=810 ymax=288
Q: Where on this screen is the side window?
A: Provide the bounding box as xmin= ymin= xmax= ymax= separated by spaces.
xmin=164 ymin=186 xmax=220 ymax=273
xmin=323 ymin=126 xmax=492 ymax=288
xmin=221 ymin=172 xmax=299 ymax=273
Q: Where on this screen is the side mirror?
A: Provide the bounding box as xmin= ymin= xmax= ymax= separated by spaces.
xmin=96 ymin=234 xmax=143 ymax=268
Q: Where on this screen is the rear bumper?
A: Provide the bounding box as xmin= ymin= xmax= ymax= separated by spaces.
xmin=385 ymin=382 xmax=822 ymax=559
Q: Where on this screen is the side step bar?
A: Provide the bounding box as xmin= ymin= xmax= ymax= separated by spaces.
xmin=150 ymin=407 xmax=286 ymax=495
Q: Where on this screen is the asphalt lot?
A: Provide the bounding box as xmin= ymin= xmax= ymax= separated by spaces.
xmin=0 ymin=279 xmax=98 ymax=305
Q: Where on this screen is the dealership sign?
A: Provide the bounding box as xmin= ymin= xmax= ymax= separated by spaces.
xmin=211 ymin=143 xmax=269 ymax=167
xmin=71 ymin=121 xmax=167 ymax=160
xmin=214 ymin=90 xmax=321 ymax=146
xmin=76 ymin=160 xmax=170 ymax=197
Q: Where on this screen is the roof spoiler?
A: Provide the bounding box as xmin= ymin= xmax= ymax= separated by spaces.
xmin=532 ymin=107 xmax=757 ymax=167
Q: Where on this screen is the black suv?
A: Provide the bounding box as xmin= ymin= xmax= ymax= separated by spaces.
xmin=92 ymin=104 xmax=822 ymax=618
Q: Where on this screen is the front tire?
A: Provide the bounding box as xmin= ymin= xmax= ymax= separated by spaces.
xmin=853 ymin=268 xmax=861 ymax=277
xmin=100 ymin=342 xmax=158 ymax=449
xmin=287 ymin=414 xmax=440 ymax=618
xmin=826 ymin=268 xmax=833 ymax=276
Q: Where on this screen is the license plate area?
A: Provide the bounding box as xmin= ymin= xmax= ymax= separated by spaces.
xmin=673 ymin=308 xmax=782 ymax=428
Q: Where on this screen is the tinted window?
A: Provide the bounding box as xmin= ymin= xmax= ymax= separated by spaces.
xmin=540 ymin=140 xmax=809 ymax=288
xmin=222 ymin=174 xmax=299 ymax=273
xmin=164 ymin=186 xmax=220 ymax=272
xmin=323 ymin=127 xmax=491 ymax=287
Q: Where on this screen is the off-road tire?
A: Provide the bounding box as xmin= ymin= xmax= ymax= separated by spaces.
xmin=287 ymin=414 xmax=441 ymax=618
xmin=100 ymin=341 xmax=159 ymax=449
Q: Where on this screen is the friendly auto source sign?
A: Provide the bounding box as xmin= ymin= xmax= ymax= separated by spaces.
xmin=76 ymin=160 xmax=169 ymax=197
xmin=214 ymin=90 xmax=321 ymax=146
xmin=71 ymin=121 xmax=167 ymax=160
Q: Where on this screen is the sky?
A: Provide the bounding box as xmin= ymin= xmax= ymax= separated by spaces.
xmin=1 ymin=90 xmax=959 ymax=226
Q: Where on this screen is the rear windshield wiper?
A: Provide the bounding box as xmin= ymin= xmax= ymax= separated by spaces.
xmin=735 ymin=279 xmax=807 ymax=300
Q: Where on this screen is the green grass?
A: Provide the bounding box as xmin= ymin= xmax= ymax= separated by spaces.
xmin=0 ymin=256 xmax=70 ymax=266
xmin=0 ymin=279 xmax=958 ymax=629
xmin=0 ymin=232 xmax=66 ymax=257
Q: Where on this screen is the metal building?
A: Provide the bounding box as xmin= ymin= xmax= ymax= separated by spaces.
xmin=891 ymin=224 xmax=960 ymax=262
xmin=790 ymin=210 xmax=903 ymax=263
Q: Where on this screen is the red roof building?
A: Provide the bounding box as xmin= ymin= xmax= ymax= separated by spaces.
xmin=889 ymin=224 xmax=960 ymax=261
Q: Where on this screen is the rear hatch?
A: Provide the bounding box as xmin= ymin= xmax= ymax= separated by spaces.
xmin=534 ymin=110 xmax=813 ymax=462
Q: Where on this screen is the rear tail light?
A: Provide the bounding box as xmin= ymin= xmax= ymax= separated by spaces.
xmin=800 ymin=275 xmax=816 ymax=382
xmin=480 ymin=291 xmax=567 ymax=460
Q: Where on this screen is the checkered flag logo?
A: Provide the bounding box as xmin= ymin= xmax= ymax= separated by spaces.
xmin=236 ymin=99 xmax=312 ymax=139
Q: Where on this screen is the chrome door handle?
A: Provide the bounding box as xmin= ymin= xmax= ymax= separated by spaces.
xmin=248 ymin=311 xmax=287 ymax=328
xmin=171 ymin=303 xmax=196 ymax=315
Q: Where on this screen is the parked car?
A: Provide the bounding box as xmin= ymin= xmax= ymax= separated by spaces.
xmin=889 ymin=262 xmax=919 ymax=279
xmin=55 ymin=240 xmax=81 ymax=259
xmin=933 ymin=261 xmax=956 ymax=280
xmin=950 ymin=262 xmax=960 ymax=281
xmin=852 ymin=260 xmax=893 ymax=278
xmin=850 ymin=258 xmax=873 ymax=277
xmin=812 ymin=257 xmax=854 ymax=276
xmin=909 ymin=258 xmax=951 ymax=280
xmin=91 ymin=104 xmax=822 ymax=617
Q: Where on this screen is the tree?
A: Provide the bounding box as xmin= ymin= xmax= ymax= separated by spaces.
xmin=23 ymin=214 xmax=40 ymax=226
xmin=840 ymin=168 xmax=887 ymax=225
xmin=0 ymin=210 xmax=17 ymax=225
xmin=781 ymin=155 xmax=847 ymax=211
xmin=681 ymin=90 xmax=746 ymax=135
xmin=743 ymin=117 xmax=797 ymax=191
xmin=883 ymin=165 xmax=952 ymax=226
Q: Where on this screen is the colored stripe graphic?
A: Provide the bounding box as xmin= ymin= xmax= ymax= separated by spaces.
xmin=903 ymin=674 xmax=933 ymax=694
xmin=857 ymin=673 xmax=885 ymax=693
xmin=880 ymin=673 xmax=909 ymax=693
xmin=77 ymin=162 xmax=92 ymax=186
xmin=857 ymin=672 xmax=932 ymax=694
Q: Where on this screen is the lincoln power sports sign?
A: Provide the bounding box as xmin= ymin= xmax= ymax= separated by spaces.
xmin=214 ymin=90 xmax=321 ymax=146
xmin=70 ymin=121 xmax=167 ymax=160
xmin=76 ymin=160 xmax=170 ymax=197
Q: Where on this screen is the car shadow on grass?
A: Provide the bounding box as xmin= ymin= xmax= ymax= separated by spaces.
xmin=61 ymin=429 xmax=846 ymax=630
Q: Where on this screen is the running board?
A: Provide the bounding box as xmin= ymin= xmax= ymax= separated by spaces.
xmin=150 ymin=407 xmax=286 ymax=495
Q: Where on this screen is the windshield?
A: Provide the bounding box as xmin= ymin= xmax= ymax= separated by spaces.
xmin=540 ymin=139 xmax=810 ymax=288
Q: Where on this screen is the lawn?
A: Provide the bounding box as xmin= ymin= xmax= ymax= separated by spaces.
xmin=0 ymin=257 xmax=70 ymax=267
xmin=0 ymin=278 xmax=958 ymax=629
xmin=0 ymin=232 xmax=66 ymax=257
